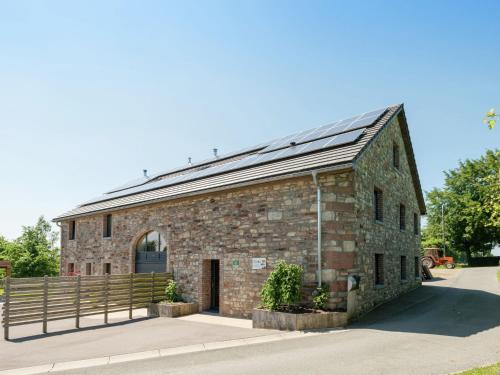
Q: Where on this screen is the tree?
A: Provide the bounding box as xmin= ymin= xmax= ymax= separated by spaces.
xmin=423 ymin=150 xmax=500 ymax=262
xmin=483 ymin=108 xmax=499 ymax=129
xmin=0 ymin=217 xmax=60 ymax=277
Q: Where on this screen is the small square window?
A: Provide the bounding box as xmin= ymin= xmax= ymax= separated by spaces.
xmin=374 ymin=188 xmax=383 ymax=222
xmin=399 ymin=204 xmax=406 ymax=230
xmin=103 ymin=214 xmax=112 ymax=238
xmin=393 ymin=143 xmax=400 ymax=169
xmin=413 ymin=213 xmax=419 ymax=235
xmin=69 ymin=221 xmax=76 ymax=240
xmin=400 ymin=256 xmax=407 ymax=281
xmin=104 ymin=263 xmax=111 ymax=275
xmin=375 ymin=254 xmax=384 ymax=285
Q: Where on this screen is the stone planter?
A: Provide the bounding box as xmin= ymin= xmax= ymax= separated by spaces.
xmin=252 ymin=308 xmax=348 ymax=331
xmin=148 ymin=302 xmax=199 ymax=318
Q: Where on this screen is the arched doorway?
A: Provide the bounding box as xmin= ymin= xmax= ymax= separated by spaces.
xmin=134 ymin=231 xmax=167 ymax=273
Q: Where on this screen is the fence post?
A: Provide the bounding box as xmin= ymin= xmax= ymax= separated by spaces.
xmin=42 ymin=275 xmax=48 ymax=334
xmin=76 ymin=275 xmax=81 ymax=328
xmin=151 ymin=271 xmax=155 ymax=303
xmin=104 ymin=273 xmax=109 ymax=324
xmin=129 ymin=273 xmax=133 ymax=320
xmin=3 ymin=276 xmax=10 ymax=340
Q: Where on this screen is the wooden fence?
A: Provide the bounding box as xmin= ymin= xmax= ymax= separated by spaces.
xmin=1 ymin=272 xmax=172 ymax=340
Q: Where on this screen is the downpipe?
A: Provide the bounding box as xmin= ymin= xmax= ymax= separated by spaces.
xmin=312 ymin=171 xmax=322 ymax=287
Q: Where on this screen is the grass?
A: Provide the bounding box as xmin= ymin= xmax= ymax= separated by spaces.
xmin=457 ymin=362 xmax=500 ymax=374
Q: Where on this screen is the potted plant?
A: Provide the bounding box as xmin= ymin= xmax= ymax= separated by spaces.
xmin=252 ymin=260 xmax=347 ymax=330
xmin=148 ymin=280 xmax=199 ymax=318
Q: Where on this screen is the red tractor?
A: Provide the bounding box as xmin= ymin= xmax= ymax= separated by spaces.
xmin=422 ymin=248 xmax=456 ymax=269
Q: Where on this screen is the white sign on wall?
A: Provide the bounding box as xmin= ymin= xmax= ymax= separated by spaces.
xmin=252 ymin=258 xmax=266 ymax=270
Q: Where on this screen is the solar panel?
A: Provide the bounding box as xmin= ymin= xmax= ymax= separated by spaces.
xmin=260 ymin=107 xmax=386 ymax=154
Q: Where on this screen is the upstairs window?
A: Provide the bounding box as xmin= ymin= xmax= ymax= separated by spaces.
xmin=86 ymin=263 xmax=92 ymax=276
xmin=375 ymin=254 xmax=384 ymax=285
xmin=399 ymin=204 xmax=406 ymax=230
xmin=414 ymin=256 xmax=420 ymax=278
xmin=393 ymin=143 xmax=400 ymax=169
xmin=104 ymin=263 xmax=111 ymax=275
xmin=413 ymin=213 xmax=419 ymax=235
xmin=374 ymin=188 xmax=383 ymax=222
xmin=69 ymin=221 xmax=76 ymax=240
xmin=103 ymin=214 xmax=112 ymax=238
xmin=400 ymin=256 xmax=407 ymax=281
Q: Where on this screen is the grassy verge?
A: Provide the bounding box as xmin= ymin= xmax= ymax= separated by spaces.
xmin=457 ymin=362 xmax=500 ymax=374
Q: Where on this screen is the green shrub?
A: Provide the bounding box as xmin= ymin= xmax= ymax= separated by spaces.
xmin=165 ymin=280 xmax=181 ymax=303
xmin=312 ymin=284 xmax=329 ymax=310
xmin=260 ymin=260 xmax=303 ymax=310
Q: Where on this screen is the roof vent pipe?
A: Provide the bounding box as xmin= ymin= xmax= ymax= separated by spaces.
xmin=188 ymin=157 xmax=192 ymax=166
xmin=312 ymin=171 xmax=322 ymax=287
xmin=213 ymin=148 xmax=219 ymax=158
xmin=143 ymin=169 xmax=149 ymax=178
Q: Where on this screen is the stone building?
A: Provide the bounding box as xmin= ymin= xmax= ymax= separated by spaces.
xmin=54 ymin=104 xmax=425 ymax=319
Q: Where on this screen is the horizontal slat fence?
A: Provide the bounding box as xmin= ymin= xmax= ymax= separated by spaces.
xmin=2 ymin=272 xmax=172 ymax=340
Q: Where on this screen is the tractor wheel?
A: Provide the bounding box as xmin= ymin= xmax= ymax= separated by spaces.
xmin=445 ymin=262 xmax=453 ymax=269
xmin=422 ymin=257 xmax=434 ymax=269
xmin=451 ymin=264 xmax=456 ymax=269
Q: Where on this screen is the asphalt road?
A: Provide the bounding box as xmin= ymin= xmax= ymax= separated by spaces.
xmin=47 ymin=267 xmax=500 ymax=375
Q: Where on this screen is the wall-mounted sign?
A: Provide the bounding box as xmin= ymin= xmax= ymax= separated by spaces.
xmin=252 ymin=258 xmax=266 ymax=270
xmin=232 ymin=259 xmax=240 ymax=269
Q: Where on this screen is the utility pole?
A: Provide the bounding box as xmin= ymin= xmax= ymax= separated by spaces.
xmin=441 ymin=203 xmax=446 ymax=257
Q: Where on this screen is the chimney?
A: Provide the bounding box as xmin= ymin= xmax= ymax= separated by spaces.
xmin=188 ymin=157 xmax=192 ymax=166
xmin=213 ymin=148 xmax=219 ymax=158
xmin=143 ymin=169 xmax=149 ymax=178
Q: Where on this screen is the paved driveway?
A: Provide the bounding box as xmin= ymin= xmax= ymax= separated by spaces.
xmin=57 ymin=266 xmax=500 ymax=375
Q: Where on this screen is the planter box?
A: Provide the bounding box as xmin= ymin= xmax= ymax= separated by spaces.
xmin=148 ymin=302 xmax=199 ymax=318
xmin=252 ymin=308 xmax=347 ymax=331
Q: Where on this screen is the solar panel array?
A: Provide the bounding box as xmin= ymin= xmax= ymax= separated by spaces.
xmin=84 ymin=107 xmax=387 ymax=206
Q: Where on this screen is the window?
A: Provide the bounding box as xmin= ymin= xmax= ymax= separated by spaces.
xmin=104 ymin=263 xmax=111 ymax=275
xmin=375 ymin=254 xmax=384 ymax=285
xmin=400 ymin=256 xmax=407 ymax=281
xmin=399 ymin=204 xmax=406 ymax=230
xmin=69 ymin=221 xmax=76 ymax=240
xmin=86 ymin=263 xmax=92 ymax=276
xmin=413 ymin=213 xmax=419 ymax=235
xmin=393 ymin=143 xmax=400 ymax=169
xmin=374 ymin=188 xmax=383 ymax=222
xmin=414 ymin=256 xmax=420 ymax=278
xmin=136 ymin=231 xmax=167 ymax=252
xmin=103 ymin=214 xmax=112 ymax=238
xmin=67 ymin=263 xmax=75 ymax=275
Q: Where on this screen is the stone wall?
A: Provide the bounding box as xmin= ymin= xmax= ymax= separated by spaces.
xmin=60 ymin=172 xmax=356 ymax=318
xmin=349 ymin=115 xmax=422 ymax=319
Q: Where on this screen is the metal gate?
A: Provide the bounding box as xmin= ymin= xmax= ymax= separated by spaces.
xmin=135 ymin=252 xmax=166 ymax=273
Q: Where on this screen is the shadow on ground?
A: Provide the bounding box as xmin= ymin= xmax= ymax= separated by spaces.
xmin=351 ymin=284 xmax=500 ymax=337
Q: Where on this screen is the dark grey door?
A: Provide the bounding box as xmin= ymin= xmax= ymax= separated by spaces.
xmin=135 ymin=251 xmax=166 ymax=273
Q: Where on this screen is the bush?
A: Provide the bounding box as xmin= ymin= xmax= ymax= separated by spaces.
xmin=468 ymin=257 xmax=500 ymax=267
xmin=312 ymin=284 xmax=329 ymax=310
xmin=260 ymin=260 xmax=303 ymax=310
xmin=165 ymin=280 xmax=181 ymax=303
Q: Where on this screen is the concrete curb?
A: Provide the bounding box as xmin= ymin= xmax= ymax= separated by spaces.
xmin=0 ymin=329 xmax=348 ymax=375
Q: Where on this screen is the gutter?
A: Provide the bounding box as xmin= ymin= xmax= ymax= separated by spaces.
xmin=311 ymin=171 xmax=322 ymax=287
xmin=53 ymin=163 xmax=353 ymax=222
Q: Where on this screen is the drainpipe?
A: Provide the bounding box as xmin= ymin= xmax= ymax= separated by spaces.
xmin=312 ymin=171 xmax=322 ymax=287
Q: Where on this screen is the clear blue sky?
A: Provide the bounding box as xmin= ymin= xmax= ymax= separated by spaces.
xmin=0 ymin=0 xmax=499 ymax=240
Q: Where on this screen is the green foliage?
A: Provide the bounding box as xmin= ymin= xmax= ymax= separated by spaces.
xmin=312 ymin=284 xmax=329 ymax=310
xmin=260 ymin=260 xmax=303 ymax=310
xmin=483 ymin=108 xmax=498 ymax=129
xmin=0 ymin=217 xmax=60 ymax=277
xmin=165 ymin=280 xmax=181 ymax=303
xmin=457 ymin=362 xmax=499 ymax=375
xmin=423 ymin=150 xmax=500 ymax=262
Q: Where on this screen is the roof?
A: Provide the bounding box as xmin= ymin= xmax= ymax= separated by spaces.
xmin=54 ymin=104 xmax=425 ymax=220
